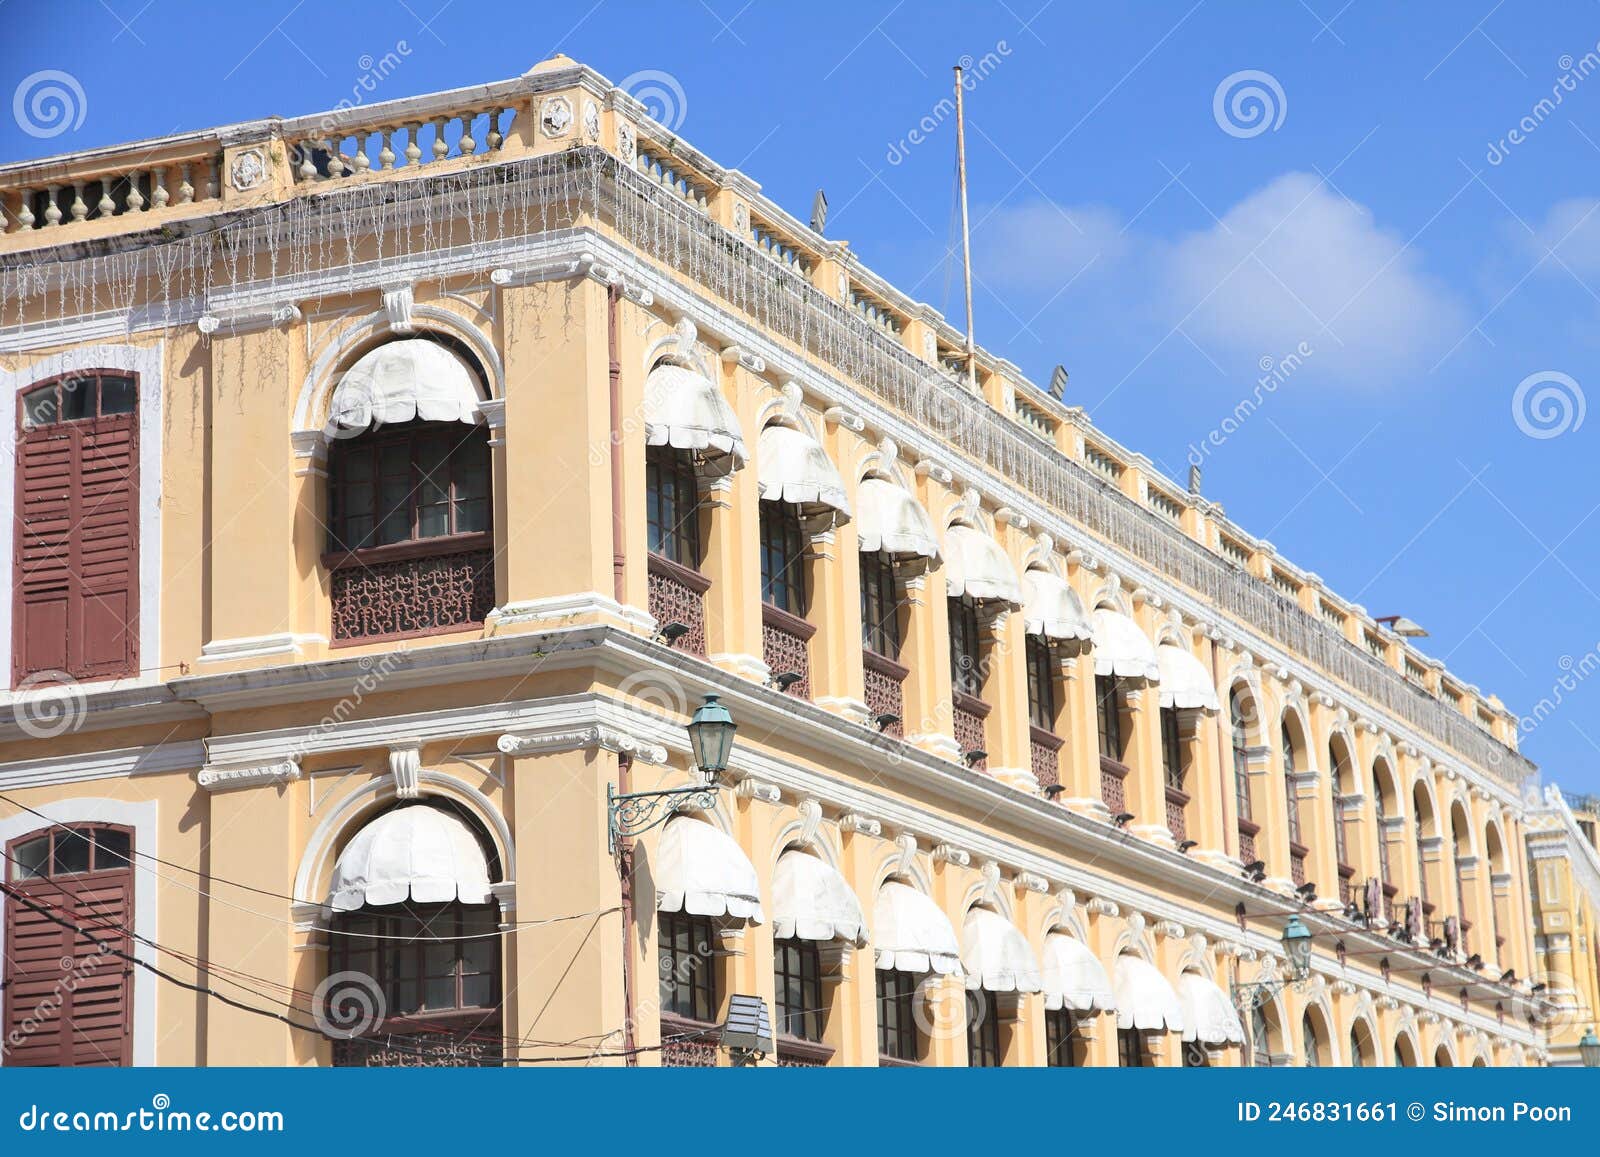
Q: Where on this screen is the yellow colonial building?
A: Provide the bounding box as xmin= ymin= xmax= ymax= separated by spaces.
xmin=0 ymin=57 xmax=1589 ymax=1067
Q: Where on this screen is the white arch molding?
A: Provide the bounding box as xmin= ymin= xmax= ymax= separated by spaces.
xmin=290 ymin=305 xmax=503 ymax=450
xmin=0 ymin=798 xmax=160 ymax=1065
xmin=0 ymin=343 xmax=164 ymax=685
xmin=291 ymin=768 xmax=515 ymax=927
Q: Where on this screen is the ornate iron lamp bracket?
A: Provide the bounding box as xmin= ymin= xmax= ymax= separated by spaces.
xmin=607 ymin=782 xmax=719 ymax=852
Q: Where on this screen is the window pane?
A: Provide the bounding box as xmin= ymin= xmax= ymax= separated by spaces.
xmin=423 ymin=977 xmax=456 ymax=1010
xmin=12 ymin=835 xmax=50 ymax=879
xmin=58 ymin=377 xmax=96 ymax=421
xmin=454 ymin=499 xmax=488 ymax=534
xmin=422 ymin=942 xmax=455 ymax=977
xmin=99 ymin=376 xmax=136 ymax=415
xmin=23 ymin=385 xmax=59 ymax=427
xmin=53 ymin=828 xmax=92 ymax=875
xmin=94 ymin=828 xmax=131 ymax=869
xmin=417 ymin=502 xmax=449 ymax=539
xmin=461 ymin=974 xmax=492 ymax=1009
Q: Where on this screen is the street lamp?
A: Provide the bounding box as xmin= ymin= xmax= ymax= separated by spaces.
xmin=607 ymin=693 xmax=735 ymax=851
xmin=1282 ymin=914 xmax=1313 ymax=982
xmin=1580 ymin=1026 xmax=1600 ymax=1069
xmin=686 ymin=693 xmax=737 ymax=784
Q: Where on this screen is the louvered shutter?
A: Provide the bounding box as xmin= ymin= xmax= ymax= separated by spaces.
xmin=12 ymin=380 xmax=139 ymax=683
xmin=3 ymin=872 xmax=133 ymax=1066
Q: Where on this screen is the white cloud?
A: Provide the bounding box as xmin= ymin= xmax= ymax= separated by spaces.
xmin=1162 ymin=173 xmax=1464 ymax=379
xmin=1526 ymin=197 xmax=1600 ymax=276
xmin=976 ymin=201 xmax=1129 ymax=290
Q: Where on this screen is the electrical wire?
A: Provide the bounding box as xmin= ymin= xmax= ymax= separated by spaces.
xmin=0 ymin=791 xmax=616 ymax=941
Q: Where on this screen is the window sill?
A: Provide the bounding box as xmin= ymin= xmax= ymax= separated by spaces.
xmin=648 ymin=551 xmax=712 ymax=593
xmin=953 ymin=689 xmax=991 ymax=719
xmin=1098 ymin=755 xmax=1130 ymax=780
xmin=322 ymin=530 xmax=493 ymax=571
xmin=864 ymin=649 xmax=909 ymax=682
xmin=761 ymin=601 xmax=816 ymax=640
xmin=775 ymin=1035 xmax=835 ymax=1066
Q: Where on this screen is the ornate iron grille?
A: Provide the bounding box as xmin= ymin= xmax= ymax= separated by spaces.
xmin=864 ymin=652 xmax=906 ymax=736
xmin=1165 ymin=787 xmax=1189 ymax=842
xmin=1100 ymin=756 xmax=1128 ymax=814
xmin=1030 ymin=728 xmax=1062 ymax=792
xmin=1238 ymin=825 xmax=1258 ymax=866
xmin=762 ymin=608 xmax=812 ymax=698
xmin=1290 ymin=847 xmax=1308 ymax=887
xmin=647 ymin=555 xmax=708 ymax=657
xmin=331 ymin=1026 xmax=503 ymax=1067
xmin=330 ymin=547 xmax=493 ymax=642
xmin=953 ymin=697 xmax=987 ymax=770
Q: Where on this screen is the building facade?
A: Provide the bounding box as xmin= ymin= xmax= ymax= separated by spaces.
xmin=0 ymin=57 xmax=1580 ymax=1067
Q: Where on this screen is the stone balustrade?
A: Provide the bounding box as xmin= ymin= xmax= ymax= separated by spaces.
xmin=3 ymin=148 xmax=222 ymax=235
xmin=287 ymin=107 xmax=516 ymax=183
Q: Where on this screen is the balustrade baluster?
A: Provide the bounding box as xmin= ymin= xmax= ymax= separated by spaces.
xmin=404 ymin=123 xmax=422 ymax=166
xmin=485 ymin=108 xmax=503 ymax=150
xmin=299 ymin=143 xmax=319 ymax=181
xmin=378 ymin=128 xmax=396 ymax=170
xmin=97 ymin=180 xmax=116 ymax=216
xmin=15 ymin=189 xmax=36 ymax=230
xmin=69 ymin=181 xmax=87 ymax=222
xmin=431 ymin=117 xmax=449 ymax=161
xmin=43 ymin=185 xmax=62 ymax=226
xmin=177 ymin=164 xmax=195 ymax=204
xmin=151 ymin=167 xmax=169 ymax=209
xmin=125 ymin=172 xmax=145 ymax=211
xmin=457 ymin=113 xmax=475 ymax=155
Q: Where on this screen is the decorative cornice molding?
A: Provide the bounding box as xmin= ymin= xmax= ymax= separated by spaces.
xmin=197 ymin=757 xmax=302 ymax=793
xmin=497 ymin=724 xmax=668 ymax=764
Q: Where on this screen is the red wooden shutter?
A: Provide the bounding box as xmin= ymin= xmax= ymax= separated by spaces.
xmin=12 ymin=377 xmax=139 ymax=684
xmin=3 ymin=871 xmax=134 ymax=1066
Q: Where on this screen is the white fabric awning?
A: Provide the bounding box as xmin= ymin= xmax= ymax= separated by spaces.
xmin=1022 ymin=569 xmax=1093 ymax=642
xmin=324 ymin=338 xmax=483 ymax=437
xmin=328 ymin=805 xmax=493 ymax=912
xmin=655 ymin=817 xmax=764 ymax=923
xmin=1040 ymin=933 xmax=1116 ymax=1012
xmin=944 ymin=524 xmax=1022 ymax=606
xmin=1113 ymin=954 xmax=1185 ymax=1033
xmin=961 ymin=907 xmax=1042 ymax=993
xmin=873 ymin=881 xmax=962 ymax=976
xmin=1092 ymin=608 xmax=1161 ymax=681
xmin=856 ymin=477 xmax=940 ymax=562
xmin=772 ymin=850 xmax=867 ymax=945
xmin=757 ymin=424 xmax=850 ymax=517
xmin=1179 ymin=972 xmax=1245 ymax=1044
xmin=643 ymin=361 xmax=747 ymax=465
xmin=1158 ymin=642 xmax=1220 ymax=711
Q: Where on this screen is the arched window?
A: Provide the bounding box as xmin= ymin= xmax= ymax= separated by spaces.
xmin=1231 ymin=689 xmax=1260 ymax=866
xmin=1394 ymin=1033 xmax=1417 ymax=1067
xmin=1329 ymin=738 xmax=1355 ymax=906
xmin=1350 ymin=1026 xmax=1369 ymax=1067
xmin=324 ymin=339 xmax=494 ymax=644
xmin=646 ymin=445 xmax=710 ymax=658
xmin=4 ymin=825 xmax=134 ymax=1066
xmin=1373 ymin=762 xmax=1398 ymax=924
xmin=324 ymin=804 xmax=503 ymax=1066
xmin=1413 ymin=785 xmax=1435 ymax=920
xmin=1282 ymin=718 xmax=1306 ymax=886
xmin=1301 ymin=1011 xmax=1320 ymax=1067
xmin=14 ymin=372 xmax=140 ymax=683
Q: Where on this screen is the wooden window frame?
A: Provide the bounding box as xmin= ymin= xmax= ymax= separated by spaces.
xmin=659 ymin=911 xmax=719 ymax=1025
xmin=773 ymin=938 xmax=825 ymax=1044
xmin=1117 ymin=1027 xmax=1146 ymax=1068
xmin=1095 ymin=675 xmax=1124 ymax=763
xmin=328 ymin=903 xmax=501 ymax=1033
xmin=13 ymin=371 xmax=141 ymax=685
xmin=1161 ymin=706 xmax=1186 ymax=792
xmin=1044 ymin=1007 xmax=1080 ymax=1067
xmin=859 ymin=549 xmax=902 ymax=659
xmin=758 ymin=499 xmax=808 ymax=616
xmin=1026 ymin=635 xmax=1056 ymax=731
xmin=324 ymin=419 xmax=492 ymax=562
xmin=645 ymin=445 xmax=702 ymax=569
xmin=947 ymin=595 xmax=984 ymax=697
xmin=966 ymin=989 xmax=1002 ymax=1067
xmin=876 ymin=969 xmax=921 ymax=1063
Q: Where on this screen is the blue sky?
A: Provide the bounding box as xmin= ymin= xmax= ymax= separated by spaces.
xmin=7 ymin=2 xmax=1600 ymax=793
